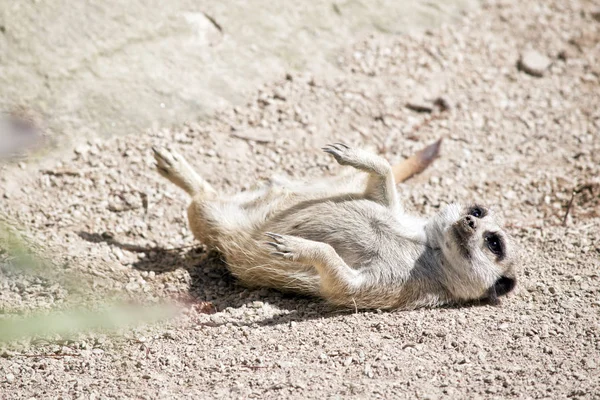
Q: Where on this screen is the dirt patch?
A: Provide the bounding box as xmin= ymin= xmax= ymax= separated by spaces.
xmin=1 ymin=0 xmax=600 ymax=398
xmin=0 ymin=0 xmax=478 ymax=159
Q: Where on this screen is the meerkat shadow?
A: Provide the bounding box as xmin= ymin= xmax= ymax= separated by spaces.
xmin=77 ymin=231 xmax=504 ymax=325
xmin=77 ymin=231 xmax=337 ymax=319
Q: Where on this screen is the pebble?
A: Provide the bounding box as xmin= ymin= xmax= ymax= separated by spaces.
xmin=6 ymin=373 xmax=15 ymax=383
xmin=363 ymin=363 xmax=374 ymax=378
xmin=519 ymin=50 xmax=551 ymax=77
xmin=249 ymin=301 xmax=264 ymax=309
xmin=405 ymin=99 xmax=434 ymax=113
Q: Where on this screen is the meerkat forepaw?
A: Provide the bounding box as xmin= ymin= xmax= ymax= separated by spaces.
xmin=322 ymin=143 xmax=355 ymax=166
xmin=323 ymin=143 xmax=368 ymax=168
xmin=265 ymin=232 xmax=295 ymax=260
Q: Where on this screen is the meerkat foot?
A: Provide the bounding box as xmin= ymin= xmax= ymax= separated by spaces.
xmin=322 ymin=143 xmax=389 ymax=176
xmin=152 ymin=146 xmax=215 ymax=197
xmin=323 ymin=143 xmax=399 ymax=211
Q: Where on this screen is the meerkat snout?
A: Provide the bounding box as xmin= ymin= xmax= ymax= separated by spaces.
xmin=464 ymin=215 xmax=477 ymax=229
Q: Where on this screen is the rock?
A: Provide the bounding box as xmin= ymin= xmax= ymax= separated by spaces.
xmin=6 ymin=373 xmax=15 ymax=383
xmin=406 ymin=98 xmax=434 ymax=113
xmin=363 ymin=363 xmax=374 ymax=378
xmin=433 ymin=97 xmax=451 ymax=111
xmin=163 ymin=331 xmax=176 ymax=340
xmin=518 ymin=50 xmax=551 ymax=77
xmin=557 ymin=50 xmax=569 ymax=61
xmin=249 ymin=301 xmax=264 ymax=309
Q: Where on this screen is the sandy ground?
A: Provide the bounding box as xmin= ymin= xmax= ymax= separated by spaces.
xmin=0 ymin=0 xmax=476 ymax=153
xmin=1 ymin=0 xmax=600 ymax=398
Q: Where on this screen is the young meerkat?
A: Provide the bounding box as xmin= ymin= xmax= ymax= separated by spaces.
xmin=152 ymin=143 xmax=517 ymax=310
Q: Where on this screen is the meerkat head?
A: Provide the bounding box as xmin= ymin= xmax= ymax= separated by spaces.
xmin=426 ymin=203 xmax=517 ymax=304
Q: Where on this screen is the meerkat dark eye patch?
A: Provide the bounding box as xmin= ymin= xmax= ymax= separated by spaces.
xmin=468 ymin=204 xmax=487 ymax=219
xmin=484 ymin=232 xmax=504 ymax=260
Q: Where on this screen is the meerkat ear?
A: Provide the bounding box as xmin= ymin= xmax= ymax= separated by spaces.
xmin=494 ymin=276 xmax=516 ymax=296
xmin=392 ymin=138 xmax=442 ymax=183
xmin=484 ymin=276 xmax=516 ymax=306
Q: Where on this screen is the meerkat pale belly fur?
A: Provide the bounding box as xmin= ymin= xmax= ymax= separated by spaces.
xmin=153 ymin=144 xmax=517 ymax=310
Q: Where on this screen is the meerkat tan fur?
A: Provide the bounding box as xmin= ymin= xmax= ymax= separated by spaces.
xmin=152 ymin=142 xmax=516 ymax=310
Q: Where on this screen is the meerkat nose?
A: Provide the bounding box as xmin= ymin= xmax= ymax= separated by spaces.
xmin=465 ymin=215 xmax=477 ymax=229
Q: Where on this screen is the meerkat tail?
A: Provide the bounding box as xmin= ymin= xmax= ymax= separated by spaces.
xmin=392 ymin=138 xmax=442 ymax=184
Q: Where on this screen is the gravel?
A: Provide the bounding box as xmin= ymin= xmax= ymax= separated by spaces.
xmin=519 ymin=49 xmax=552 ymax=77
xmin=1 ymin=0 xmax=599 ymax=398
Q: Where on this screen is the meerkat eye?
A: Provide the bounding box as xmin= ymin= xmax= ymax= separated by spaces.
xmin=484 ymin=233 xmax=503 ymax=257
xmin=468 ymin=206 xmax=485 ymax=218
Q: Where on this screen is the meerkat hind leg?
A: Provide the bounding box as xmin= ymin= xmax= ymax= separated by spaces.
xmin=153 ymin=147 xmax=216 ymax=198
xmin=322 ymin=144 xmax=400 ymax=212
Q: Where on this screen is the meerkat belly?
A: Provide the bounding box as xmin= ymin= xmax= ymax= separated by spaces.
xmin=263 ymin=199 xmax=403 ymax=269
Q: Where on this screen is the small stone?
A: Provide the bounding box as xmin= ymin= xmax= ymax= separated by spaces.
xmin=518 ymin=50 xmax=551 ymax=77
xmin=406 ymin=99 xmax=433 ymax=113
xmin=457 ymin=355 xmax=469 ymax=365
xmin=249 ymin=301 xmax=264 ymax=309
xmin=163 ymin=331 xmax=176 ymax=340
xmin=363 ymin=363 xmax=374 ymax=378
xmin=277 ymin=361 xmax=294 ymax=369
xmin=6 ymin=373 xmax=15 ymax=383
xmin=74 ymin=144 xmax=90 ymax=155
xmin=582 ymin=358 xmax=597 ymax=370
xmin=557 ymin=50 xmax=569 ymax=61
xmin=125 ymin=282 xmax=140 ymax=292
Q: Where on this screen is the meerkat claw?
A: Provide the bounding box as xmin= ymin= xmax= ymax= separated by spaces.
xmin=322 ymin=144 xmax=350 ymax=164
xmin=265 ymin=232 xmax=284 ymax=241
xmin=333 ymin=142 xmax=349 ymax=149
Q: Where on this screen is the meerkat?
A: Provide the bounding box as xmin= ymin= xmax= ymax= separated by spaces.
xmin=152 ymin=142 xmax=516 ymax=310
